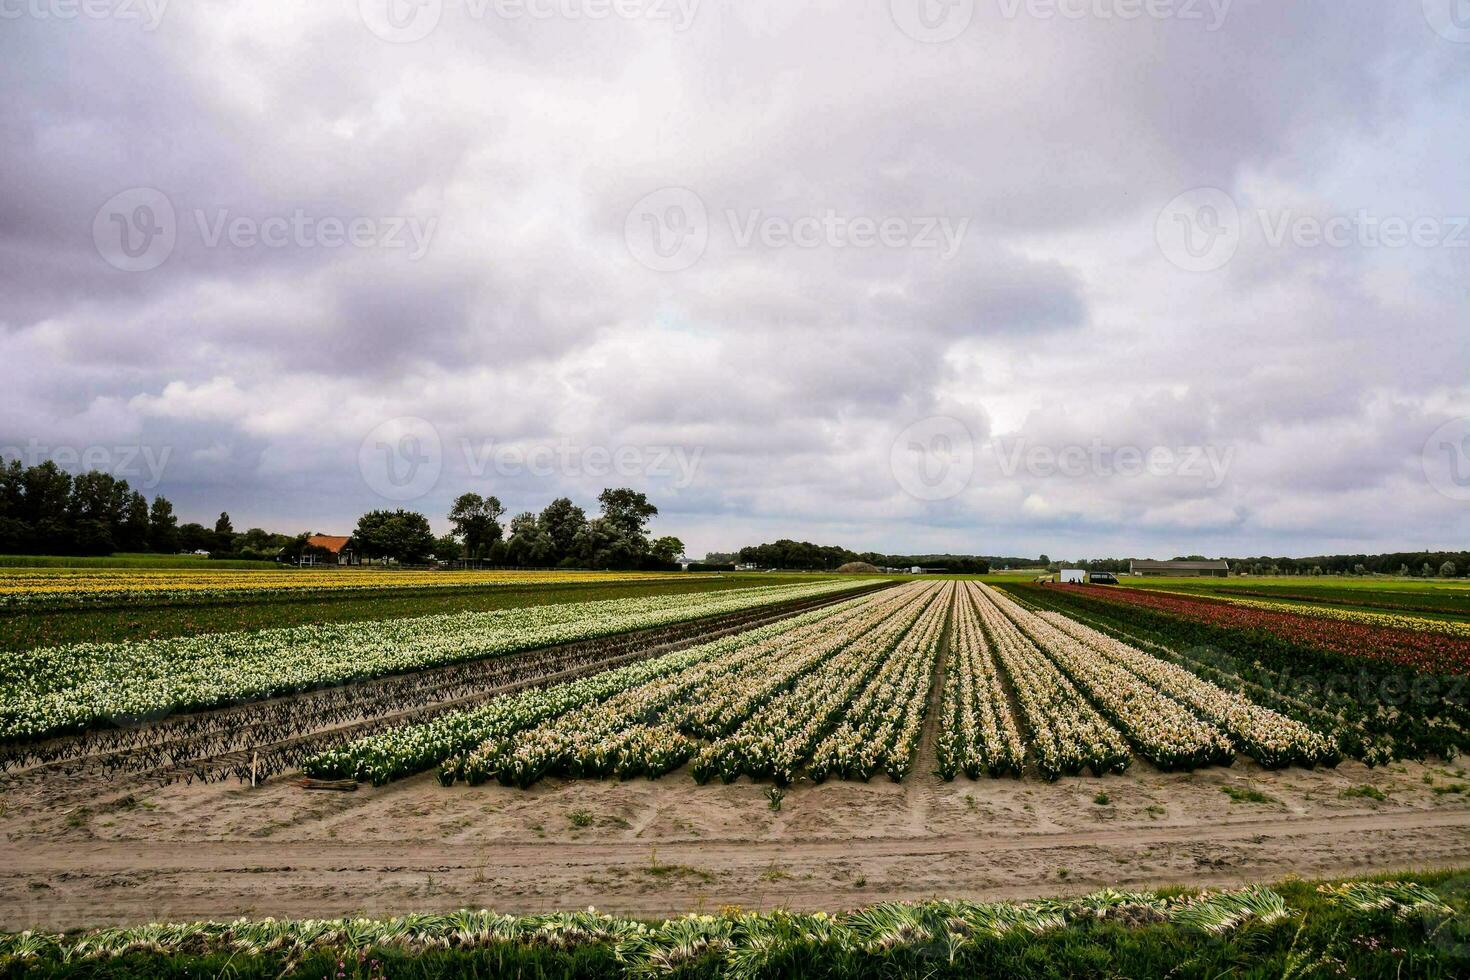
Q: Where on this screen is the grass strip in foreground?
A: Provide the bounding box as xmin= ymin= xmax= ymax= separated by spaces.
xmin=2 ymin=873 xmax=1466 ymax=978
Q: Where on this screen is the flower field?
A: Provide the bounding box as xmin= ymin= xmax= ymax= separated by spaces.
xmin=1009 ymin=582 xmax=1470 ymax=765
xmin=0 ymin=567 xmax=704 ymax=610
xmin=1068 ymin=584 xmax=1470 ymax=676
xmin=1210 ymin=593 xmax=1470 ymax=639
xmin=300 ymin=579 xmax=1368 ymax=789
xmin=0 ymin=580 xmax=859 ymax=745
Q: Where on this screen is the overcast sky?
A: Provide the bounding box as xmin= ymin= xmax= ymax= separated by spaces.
xmin=3 ymin=0 xmax=1468 ymax=559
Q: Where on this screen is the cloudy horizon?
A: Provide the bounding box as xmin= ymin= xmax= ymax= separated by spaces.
xmin=3 ymin=0 xmax=1469 ymax=560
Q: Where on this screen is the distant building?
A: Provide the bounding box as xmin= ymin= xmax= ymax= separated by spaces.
xmin=1129 ymin=559 xmax=1229 ymax=578
xmin=302 ymin=534 xmax=358 ymax=566
xmin=1059 ymin=568 xmax=1087 ymax=584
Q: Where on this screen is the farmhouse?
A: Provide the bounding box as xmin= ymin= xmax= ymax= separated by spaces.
xmin=301 ymin=534 xmax=359 ymax=566
xmin=1129 ymin=559 xmax=1229 ymax=578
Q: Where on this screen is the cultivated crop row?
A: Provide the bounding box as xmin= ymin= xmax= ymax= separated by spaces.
xmin=307 ymin=587 xmax=910 ymax=785
xmin=450 ymin=582 xmax=944 ymax=787
xmin=0 ymin=580 xmax=862 ymax=745
xmin=0 ymin=567 xmax=698 ymax=610
xmin=934 ymin=583 xmax=1025 ymax=778
xmin=971 ymin=583 xmax=1132 ymax=779
xmin=301 ymin=580 xmax=1359 ymax=790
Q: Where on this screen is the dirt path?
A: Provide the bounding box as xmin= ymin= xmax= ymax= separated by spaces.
xmin=901 ymin=584 xmax=954 ymax=832
xmin=9 ymin=808 xmax=1469 ymax=873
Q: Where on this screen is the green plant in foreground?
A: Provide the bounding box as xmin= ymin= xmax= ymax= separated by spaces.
xmin=1222 ymin=784 xmax=1279 ymax=805
xmin=2 ymin=875 xmax=1468 ymax=978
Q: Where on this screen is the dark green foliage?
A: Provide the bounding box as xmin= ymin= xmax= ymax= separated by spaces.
xmin=4 ymin=873 xmax=1468 ymax=979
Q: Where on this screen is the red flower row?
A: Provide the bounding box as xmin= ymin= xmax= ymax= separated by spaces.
xmin=1068 ymin=585 xmax=1470 ymax=677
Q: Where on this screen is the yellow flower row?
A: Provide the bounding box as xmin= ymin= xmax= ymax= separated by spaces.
xmin=0 ymin=568 xmax=704 ymax=606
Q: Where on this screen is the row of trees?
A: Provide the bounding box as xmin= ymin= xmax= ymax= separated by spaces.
xmin=1045 ymin=553 xmax=1469 ymax=578
xmin=0 ymin=458 xmax=181 ymax=556
xmin=734 ymin=540 xmax=993 ymax=574
xmin=348 ymin=488 xmax=685 ymax=569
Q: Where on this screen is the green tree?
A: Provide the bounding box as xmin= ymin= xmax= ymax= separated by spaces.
xmin=597 ymin=488 xmax=658 ymax=540
xmin=448 ymin=493 xmax=505 ymax=559
xmin=213 ymin=512 xmax=235 ymax=553
xmin=119 ymin=491 xmax=150 ymax=552
xmin=178 ymin=522 xmax=212 ymax=552
xmin=433 ymin=533 xmax=464 ymax=562
xmin=650 ymin=535 xmax=685 ymax=564
xmin=353 ymin=509 xmax=435 ymax=564
xmin=1442 ymin=561 xmax=1459 ymax=578
xmin=538 ymin=497 xmax=587 ymax=562
xmin=505 ymin=511 xmax=555 ymax=566
xmin=147 ymin=496 xmax=179 ymax=553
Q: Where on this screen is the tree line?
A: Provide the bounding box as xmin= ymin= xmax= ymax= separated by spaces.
xmin=734 ymin=540 xmax=995 ymax=574
xmin=342 ymin=488 xmax=685 ymax=569
xmin=0 ymin=458 xmax=189 ymax=556
xmin=1047 ymin=552 xmax=1469 ymax=578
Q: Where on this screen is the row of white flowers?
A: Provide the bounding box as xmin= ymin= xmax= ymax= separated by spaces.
xmin=970 ymin=585 xmax=1132 ymax=780
xmin=806 ymin=582 xmax=953 ymax=782
xmin=935 ymin=584 xmax=1027 ymax=779
xmin=691 ymin=583 xmax=947 ymax=786
xmin=305 ymin=588 xmax=881 ymax=786
xmin=982 ymin=586 xmax=1235 ymax=772
xmin=1037 ymin=610 xmax=1340 ymax=768
xmin=2 ymin=580 xmax=859 ymax=745
xmin=448 ymin=589 xmax=913 ymax=787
